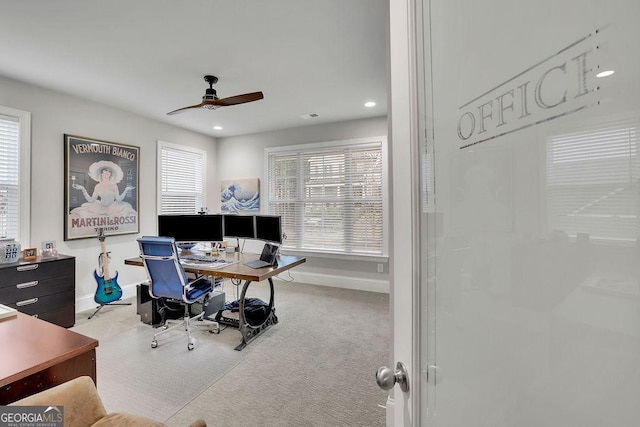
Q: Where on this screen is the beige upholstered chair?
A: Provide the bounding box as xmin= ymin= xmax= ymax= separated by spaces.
xmin=10 ymin=376 xmax=206 ymax=427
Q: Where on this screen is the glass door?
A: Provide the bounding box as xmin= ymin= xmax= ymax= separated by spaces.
xmin=418 ymin=1 xmax=640 ymax=425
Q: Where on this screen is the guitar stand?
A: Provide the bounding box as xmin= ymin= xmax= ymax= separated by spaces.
xmin=88 ymin=301 xmax=132 ymax=320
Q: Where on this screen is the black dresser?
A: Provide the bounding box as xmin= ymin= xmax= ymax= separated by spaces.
xmin=0 ymin=255 xmax=75 ymax=328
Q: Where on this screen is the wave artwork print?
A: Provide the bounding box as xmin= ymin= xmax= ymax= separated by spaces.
xmin=221 ymin=178 xmax=260 ymax=212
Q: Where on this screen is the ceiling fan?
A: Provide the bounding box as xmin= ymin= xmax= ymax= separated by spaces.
xmin=167 ymin=75 xmax=264 ymax=115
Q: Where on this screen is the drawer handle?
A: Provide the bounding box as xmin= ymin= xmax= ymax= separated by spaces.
xmin=16 ymin=297 xmax=38 ymax=306
xmin=16 ymin=280 xmax=39 ymax=289
xmin=17 ymin=264 xmax=39 ymax=272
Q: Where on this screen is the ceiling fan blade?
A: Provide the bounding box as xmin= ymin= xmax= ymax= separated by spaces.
xmin=166 ymin=81 xmax=263 ymax=115
xmin=166 ymin=102 xmax=206 ymax=115
xmin=216 ymin=91 xmax=264 ymax=106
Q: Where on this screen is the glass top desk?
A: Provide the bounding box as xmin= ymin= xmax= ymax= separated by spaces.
xmin=125 ymin=252 xmax=305 ymax=350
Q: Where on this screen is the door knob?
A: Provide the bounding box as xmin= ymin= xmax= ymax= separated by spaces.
xmin=376 ymin=361 xmax=409 ymax=392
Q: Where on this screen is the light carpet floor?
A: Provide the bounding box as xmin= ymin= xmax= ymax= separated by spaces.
xmin=97 ymin=324 xmax=245 ymax=423
xmin=73 ymin=279 xmax=390 ymax=427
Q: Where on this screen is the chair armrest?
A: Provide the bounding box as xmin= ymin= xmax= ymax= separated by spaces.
xmin=185 ymin=276 xmax=213 ymax=301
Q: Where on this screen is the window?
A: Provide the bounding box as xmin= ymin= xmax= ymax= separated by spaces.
xmin=547 ymin=118 xmax=640 ymax=243
xmin=266 ymin=137 xmax=387 ymax=256
xmin=0 ymin=106 xmax=30 ymax=242
xmin=157 ymin=141 xmax=206 ymax=215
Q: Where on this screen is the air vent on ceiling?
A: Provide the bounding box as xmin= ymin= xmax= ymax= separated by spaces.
xmin=299 ymin=113 xmax=320 ymax=120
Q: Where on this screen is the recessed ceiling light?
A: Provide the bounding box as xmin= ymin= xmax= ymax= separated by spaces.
xmin=364 ymin=101 xmax=376 ymax=108
xmin=596 ymin=70 xmax=615 ymax=78
xmin=213 ymin=126 xmax=223 ymax=130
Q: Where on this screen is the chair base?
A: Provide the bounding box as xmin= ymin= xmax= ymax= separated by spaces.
xmin=151 ymin=305 xmax=220 ymax=351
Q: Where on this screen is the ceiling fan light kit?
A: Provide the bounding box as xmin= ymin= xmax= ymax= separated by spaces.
xmin=167 ymin=75 xmax=264 ymax=115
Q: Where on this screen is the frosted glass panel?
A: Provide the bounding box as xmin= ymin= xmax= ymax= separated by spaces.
xmin=418 ymin=1 xmax=640 ymax=425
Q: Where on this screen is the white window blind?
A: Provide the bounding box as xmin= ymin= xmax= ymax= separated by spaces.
xmin=267 ymin=138 xmax=385 ymax=256
xmin=0 ymin=114 xmax=19 ymax=239
xmin=547 ymin=119 xmax=640 ymax=243
xmin=157 ymin=141 xmax=206 ymax=215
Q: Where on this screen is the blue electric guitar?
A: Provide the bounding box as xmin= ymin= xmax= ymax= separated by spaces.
xmin=93 ymin=229 xmax=123 ymax=305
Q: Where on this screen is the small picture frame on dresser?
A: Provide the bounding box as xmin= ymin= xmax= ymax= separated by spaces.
xmin=41 ymin=240 xmax=58 ymax=258
xmin=23 ymin=247 xmax=37 ymax=261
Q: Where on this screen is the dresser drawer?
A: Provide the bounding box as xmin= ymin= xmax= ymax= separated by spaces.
xmin=0 ymin=258 xmax=75 ymax=289
xmin=36 ymin=305 xmax=76 ymax=328
xmin=6 ymin=290 xmax=75 ymax=316
xmin=0 ymin=275 xmax=74 ymax=305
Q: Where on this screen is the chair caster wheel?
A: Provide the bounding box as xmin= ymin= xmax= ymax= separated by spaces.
xmin=209 ymin=327 xmax=220 ymax=335
xmin=188 ymin=338 xmax=196 ymax=351
xmin=151 ymin=340 xmax=158 ymax=349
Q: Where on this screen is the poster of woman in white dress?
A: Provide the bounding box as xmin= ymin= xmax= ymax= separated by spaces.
xmin=64 ymin=135 xmax=139 ymax=240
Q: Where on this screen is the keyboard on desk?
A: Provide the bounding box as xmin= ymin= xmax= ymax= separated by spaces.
xmin=180 ymin=254 xmax=229 ymax=268
xmin=181 ymin=254 xmax=219 ymax=262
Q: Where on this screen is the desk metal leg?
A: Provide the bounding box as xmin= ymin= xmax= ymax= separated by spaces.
xmin=235 ymin=277 xmax=277 ymax=351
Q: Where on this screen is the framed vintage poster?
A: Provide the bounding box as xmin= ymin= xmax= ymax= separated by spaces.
xmin=64 ymin=134 xmax=139 ymax=240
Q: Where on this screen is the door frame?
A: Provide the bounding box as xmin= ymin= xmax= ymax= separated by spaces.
xmin=388 ymin=0 xmax=421 ymax=425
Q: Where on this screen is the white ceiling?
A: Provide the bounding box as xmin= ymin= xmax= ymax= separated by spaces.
xmin=0 ymin=0 xmax=388 ymax=138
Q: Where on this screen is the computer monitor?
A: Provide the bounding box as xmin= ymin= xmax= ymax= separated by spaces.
xmin=157 ymin=214 xmax=224 ymax=243
xmin=254 ymin=215 xmax=282 ymax=243
xmin=222 ymin=214 xmax=256 ymax=239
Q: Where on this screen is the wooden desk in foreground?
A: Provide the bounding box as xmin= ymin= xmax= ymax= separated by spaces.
xmin=125 ymin=252 xmax=306 ymax=350
xmin=0 ymin=312 xmax=99 ymax=404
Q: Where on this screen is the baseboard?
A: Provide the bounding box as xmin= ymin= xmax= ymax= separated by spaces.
xmin=77 ymin=272 xmax=389 ymax=314
xmin=275 ymin=271 xmax=390 ymax=293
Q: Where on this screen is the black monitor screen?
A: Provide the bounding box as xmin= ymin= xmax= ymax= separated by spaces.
xmin=223 ymin=214 xmax=256 ymax=239
xmin=158 ymin=214 xmax=224 ymax=242
xmin=255 ymin=215 xmax=282 ymax=243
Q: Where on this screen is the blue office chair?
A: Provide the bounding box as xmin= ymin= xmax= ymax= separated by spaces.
xmin=137 ymin=236 xmax=219 ymax=351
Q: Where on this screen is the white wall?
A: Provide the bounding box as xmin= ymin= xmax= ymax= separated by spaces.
xmin=0 ymin=75 xmax=218 ymax=312
xmin=216 ymin=117 xmax=391 ymax=292
xmin=0 ymin=74 xmax=390 ymax=315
